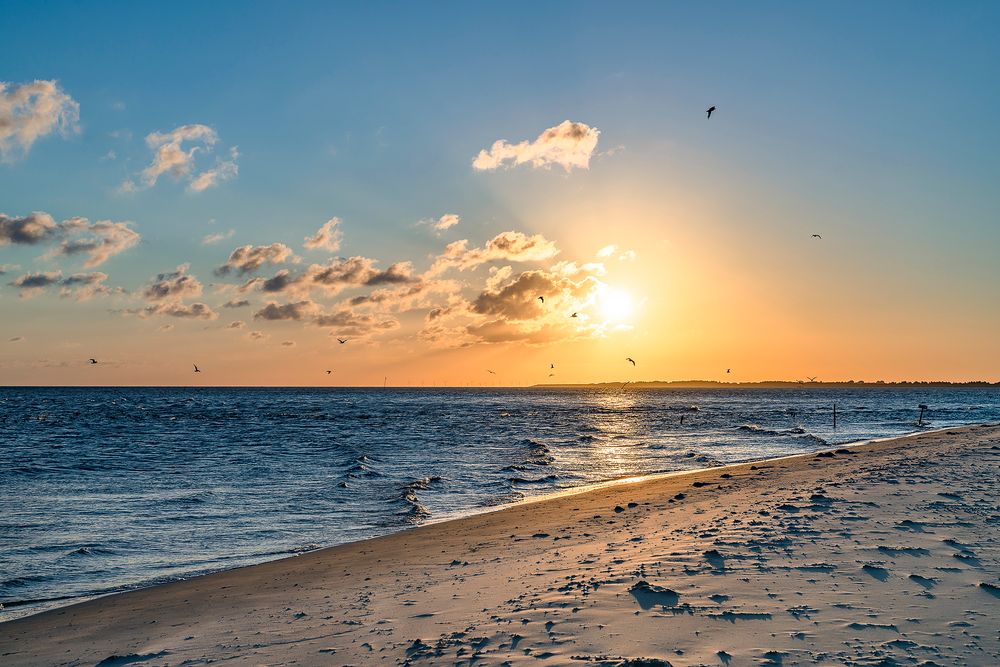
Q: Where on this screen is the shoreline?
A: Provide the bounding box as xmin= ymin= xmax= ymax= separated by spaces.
xmin=0 ymin=422 xmax=964 ymax=625
xmin=2 ymin=422 xmax=998 ymax=665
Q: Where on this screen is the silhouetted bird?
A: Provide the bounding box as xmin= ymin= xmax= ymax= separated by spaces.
xmin=550 ymin=363 xmax=555 ymax=369
xmin=337 ymin=338 xmax=348 ymax=344
xmin=706 ymin=106 xmax=716 ymax=119
xmin=326 ymin=370 xmax=332 ymax=374
xmin=193 ymin=364 xmax=201 ymax=373
xmin=571 ymin=312 xmax=578 ymax=318
xmin=812 ymin=234 xmax=822 ymax=239
xmin=726 ymin=368 xmax=731 ymax=374
xmin=88 ymin=358 xmax=98 ymax=364
xmin=487 ymin=369 xmax=496 ymax=375
xmin=549 ymin=373 xmax=555 ymax=377
xmin=537 ymin=296 xmax=544 ymax=303
xmin=627 ymin=357 xmax=636 ymax=366
xmin=807 ymin=376 xmax=818 ymax=382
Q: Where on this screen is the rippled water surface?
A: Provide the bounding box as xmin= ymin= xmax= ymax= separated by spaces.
xmin=2 ymin=386 xmax=997 ymax=620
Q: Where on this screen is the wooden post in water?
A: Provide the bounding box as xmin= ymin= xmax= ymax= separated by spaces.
xmin=833 ymin=403 xmax=837 ymax=429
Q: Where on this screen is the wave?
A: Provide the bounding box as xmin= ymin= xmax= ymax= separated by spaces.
xmin=738 ymin=423 xmax=827 ymax=445
xmin=397 ymin=476 xmax=443 ymax=524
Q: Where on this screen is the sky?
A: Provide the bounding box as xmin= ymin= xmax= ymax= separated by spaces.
xmin=2 ymin=1 xmax=999 ymax=386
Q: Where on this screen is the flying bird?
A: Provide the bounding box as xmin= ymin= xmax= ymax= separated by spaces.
xmin=537 ymin=296 xmax=545 ymax=304
xmin=706 ymin=106 xmax=716 ymax=119
xmin=812 ymin=234 xmax=822 ymax=239
xmin=88 ymin=358 xmax=98 ymax=364
xmin=626 ymin=357 xmax=636 ymax=366
xmin=548 ymin=373 xmax=555 ymax=377
xmin=193 ymin=364 xmax=201 ymax=373
xmin=550 ymin=363 xmax=555 ymax=369
xmin=806 ymin=376 xmax=818 ymax=382
xmin=487 ymin=369 xmax=496 ymax=375
xmin=726 ymin=368 xmax=731 ymax=374
xmin=337 ymin=338 xmax=348 ymax=344
xmin=571 ymin=312 xmax=578 ymax=318
xmin=326 ymin=370 xmax=333 ymax=374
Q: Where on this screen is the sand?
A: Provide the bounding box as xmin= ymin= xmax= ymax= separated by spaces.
xmin=2 ymin=424 xmax=999 ymax=666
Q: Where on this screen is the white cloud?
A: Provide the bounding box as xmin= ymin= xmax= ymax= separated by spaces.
xmin=51 ymin=218 xmax=140 ymax=268
xmin=216 ymin=243 xmax=298 ymax=275
xmin=421 ymin=213 xmax=460 ymax=233
xmin=0 ymin=80 xmax=79 ymax=162
xmin=303 ymin=217 xmax=343 ymax=252
xmin=201 ymin=229 xmax=235 ymax=245
xmin=472 ymin=120 xmax=599 ymax=172
xmin=430 ymin=231 xmax=559 ymax=274
xmin=124 ymin=124 xmax=238 ymax=192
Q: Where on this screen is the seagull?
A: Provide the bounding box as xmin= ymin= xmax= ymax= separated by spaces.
xmin=548 ymin=373 xmax=555 ymax=377
xmin=88 ymin=358 xmax=98 ymax=364
xmin=337 ymin=338 xmax=348 ymax=344
xmin=550 ymin=363 xmax=555 ymax=369
xmin=537 ymin=296 xmax=545 ymax=304
xmin=193 ymin=364 xmax=201 ymax=373
xmin=806 ymin=376 xmax=818 ymax=382
xmin=812 ymin=234 xmax=822 ymax=239
xmin=571 ymin=312 xmax=578 ymax=318
xmin=626 ymin=357 xmax=636 ymax=366
xmin=706 ymin=106 xmax=716 ymax=119
xmin=326 ymin=370 xmax=333 ymax=374
xmin=487 ymin=369 xmax=496 ymax=375
xmin=726 ymin=368 xmax=731 ymax=374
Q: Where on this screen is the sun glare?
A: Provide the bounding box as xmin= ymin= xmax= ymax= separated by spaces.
xmin=598 ymin=286 xmax=636 ymax=322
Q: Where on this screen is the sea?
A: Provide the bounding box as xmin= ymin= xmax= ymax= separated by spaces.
xmin=1 ymin=386 xmax=997 ymax=621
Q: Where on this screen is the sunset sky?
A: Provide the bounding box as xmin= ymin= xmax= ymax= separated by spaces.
xmin=2 ymin=2 xmax=998 ymax=386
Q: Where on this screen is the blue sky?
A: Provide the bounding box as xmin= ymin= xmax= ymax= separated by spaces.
xmin=2 ymin=2 xmax=999 ymax=384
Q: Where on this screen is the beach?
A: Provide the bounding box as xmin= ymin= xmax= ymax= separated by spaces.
xmin=2 ymin=423 xmax=998 ymax=666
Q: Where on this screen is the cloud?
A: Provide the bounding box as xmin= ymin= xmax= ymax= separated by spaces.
xmin=247 ymin=330 xmax=267 ymax=341
xmin=596 ymin=244 xmax=636 ymax=261
xmin=140 ymin=302 xmax=218 ymax=320
xmin=280 ymin=340 xmax=295 ymax=347
xmin=9 ymin=270 xmax=114 ymax=300
xmin=248 ymin=257 xmax=419 ymax=297
xmin=430 ymin=231 xmax=559 ymax=274
xmin=216 ymin=243 xmax=297 ymax=275
xmin=472 ymin=120 xmax=599 ymax=172
xmin=124 ymin=124 xmax=238 ymax=192
xmin=142 ymin=264 xmax=203 ymax=301
xmin=188 ymin=147 xmax=239 ymax=192
xmin=303 ymin=218 xmax=343 ymax=252
xmin=158 ymin=324 xmax=174 ymax=332
xmin=227 ymin=320 xmax=245 ymax=329
xmin=0 ymin=80 xmax=80 ymax=162
xmin=49 ymin=218 xmax=140 ymax=267
xmin=221 ymin=298 xmax=249 ymax=308
xmin=253 ymin=300 xmax=320 ymax=321
xmin=201 ymin=229 xmax=235 ymax=245
xmin=317 ymin=310 xmax=399 ymax=337
xmin=0 ymin=212 xmax=60 ymax=245
xmin=9 ymin=336 xmax=23 ymax=342
xmin=421 ymin=213 xmax=460 ymax=233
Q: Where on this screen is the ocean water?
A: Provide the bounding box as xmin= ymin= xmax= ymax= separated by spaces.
xmin=1 ymin=386 xmax=997 ymax=621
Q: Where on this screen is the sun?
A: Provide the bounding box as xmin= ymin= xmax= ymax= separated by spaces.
xmin=598 ymin=286 xmax=636 ymax=322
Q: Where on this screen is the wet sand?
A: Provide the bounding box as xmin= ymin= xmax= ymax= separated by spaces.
xmin=2 ymin=424 xmax=999 ymax=666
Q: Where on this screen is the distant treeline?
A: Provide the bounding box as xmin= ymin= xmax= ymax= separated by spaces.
xmin=536 ymin=380 xmax=1000 ymax=389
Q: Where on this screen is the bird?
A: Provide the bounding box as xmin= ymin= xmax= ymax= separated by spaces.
xmin=337 ymin=338 xmax=348 ymax=344
xmin=812 ymin=234 xmax=822 ymax=239
xmin=706 ymin=106 xmax=716 ymax=119
xmin=548 ymin=373 xmax=555 ymax=377
xmin=487 ymin=369 xmax=496 ymax=375
xmin=806 ymin=376 xmax=818 ymax=382
xmin=550 ymin=363 xmax=555 ymax=369
xmin=326 ymin=370 xmax=333 ymax=374
xmin=88 ymin=358 xmax=98 ymax=364
xmin=537 ymin=296 xmax=545 ymax=304
xmin=193 ymin=364 xmax=201 ymax=373
xmin=726 ymin=368 xmax=731 ymax=374
xmin=571 ymin=312 xmax=578 ymax=318
xmin=626 ymin=357 xmax=636 ymax=366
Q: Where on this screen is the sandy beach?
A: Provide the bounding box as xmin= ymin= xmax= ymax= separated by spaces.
xmin=2 ymin=424 xmax=998 ymax=666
